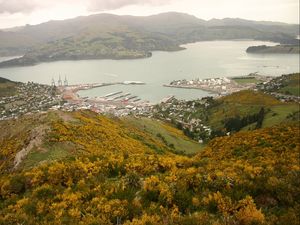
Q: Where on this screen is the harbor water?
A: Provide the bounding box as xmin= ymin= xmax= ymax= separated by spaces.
xmin=0 ymin=40 xmax=299 ymax=103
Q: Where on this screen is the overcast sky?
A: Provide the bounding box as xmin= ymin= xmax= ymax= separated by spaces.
xmin=0 ymin=0 xmax=299 ymax=29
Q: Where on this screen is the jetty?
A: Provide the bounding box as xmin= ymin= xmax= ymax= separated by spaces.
xmin=124 ymin=96 xmax=138 ymax=101
xmin=133 ymin=98 xmax=141 ymax=102
xmin=113 ymin=93 xmax=131 ymax=100
xmin=105 ymin=91 xmax=123 ymax=98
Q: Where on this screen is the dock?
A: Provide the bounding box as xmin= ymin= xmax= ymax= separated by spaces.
xmin=104 ymin=91 xmax=123 ymax=98
xmin=160 ymin=95 xmax=174 ymax=103
xmin=128 ymin=96 xmax=138 ymax=100
xmin=113 ymin=93 xmax=131 ymax=100
xmin=133 ymin=98 xmax=141 ymax=102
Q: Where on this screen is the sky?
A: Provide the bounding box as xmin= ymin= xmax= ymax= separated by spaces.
xmin=0 ymin=0 xmax=299 ymax=29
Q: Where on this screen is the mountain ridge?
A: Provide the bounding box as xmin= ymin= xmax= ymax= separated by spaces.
xmin=2 ymin=12 xmax=298 ymax=32
xmin=0 ymin=12 xmax=298 ymax=67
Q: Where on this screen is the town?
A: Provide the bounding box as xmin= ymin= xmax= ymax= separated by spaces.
xmin=0 ymin=81 xmax=62 ymax=120
xmin=1 ymin=73 xmax=298 ymax=123
xmin=152 ymin=96 xmax=214 ymax=143
xmin=164 ymin=73 xmax=272 ymax=95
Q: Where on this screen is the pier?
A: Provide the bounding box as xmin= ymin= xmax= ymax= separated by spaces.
xmin=160 ymin=95 xmax=175 ymax=103
xmin=105 ymin=91 xmax=123 ymax=98
xmin=126 ymin=96 xmax=138 ymax=101
xmin=113 ymin=93 xmax=131 ymax=100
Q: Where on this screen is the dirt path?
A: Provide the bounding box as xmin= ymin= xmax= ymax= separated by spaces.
xmin=13 ymin=125 xmax=48 ymax=169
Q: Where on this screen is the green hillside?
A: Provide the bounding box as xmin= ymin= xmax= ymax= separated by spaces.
xmin=151 ymin=89 xmax=299 ymax=144
xmin=276 ymin=73 xmax=300 ymax=96
xmin=207 ymin=90 xmax=299 ymax=132
xmin=256 ymin=73 xmax=300 ymax=96
xmin=123 ymin=117 xmax=204 ymax=155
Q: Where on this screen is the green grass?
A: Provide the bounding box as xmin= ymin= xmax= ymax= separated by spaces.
xmin=279 ymin=86 xmax=299 ymax=96
xmin=263 ymin=104 xmax=300 ymax=127
xmin=232 ymin=78 xmax=260 ymax=84
xmin=239 ymin=103 xmax=299 ymax=130
xmin=277 ymin=73 xmax=300 ymax=96
xmin=208 ymin=104 xmax=261 ymax=130
xmin=123 ymin=117 xmax=204 ymax=155
xmin=22 ymin=142 xmax=76 ymax=169
xmin=207 ymin=90 xmax=298 ymax=131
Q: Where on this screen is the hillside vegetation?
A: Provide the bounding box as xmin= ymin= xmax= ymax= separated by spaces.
xmin=271 ymin=73 xmax=300 ymax=96
xmin=123 ymin=117 xmax=204 ymax=155
xmin=0 ymin=111 xmax=201 ymax=172
xmin=207 ymin=90 xmax=299 ymax=134
xmin=0 ymin=109 xmax=299 ymax=224
xmin=0 ymin=77 xmax=17 ymax=97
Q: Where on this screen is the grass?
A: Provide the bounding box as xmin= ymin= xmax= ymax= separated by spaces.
xmin=279 ymin=86 xmax=300 ymax=96
xmin=232 ymin=78 xmax=260 ymax=84
xmin=263 ymin=104 xmax=300 ymax=127
xmin=208 ymin=104 xmax=261 ymax=130
xmin=241 ymin=104 xmax=300 ymax=130
xmin=221 ymin=90 xmax=281 ymax=105
xmin=207 ymin=90 xmax=298 ymax=130
xmin=208 ymin=91 xmax=278 ymax=129
xmin=123 ymin=117 xmax=204 ymax=155
xmin=21 ymin=142 xmax=76 ymax=170
xmin=277 ymin=73 xmax=300 ymax=96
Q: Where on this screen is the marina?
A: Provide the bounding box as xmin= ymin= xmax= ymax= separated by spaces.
xmin=53 ymin=79 xmax=152 ymax=116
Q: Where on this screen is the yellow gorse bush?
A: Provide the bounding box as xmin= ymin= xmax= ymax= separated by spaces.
xmin=0 ymin=111 xmax=299 ymax=224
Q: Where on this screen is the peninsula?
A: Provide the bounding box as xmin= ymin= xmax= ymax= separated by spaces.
xmin=246 ymin=44 xmax=300 ymax=54
xmin=0 ymin=12 xmax=298 ymax=68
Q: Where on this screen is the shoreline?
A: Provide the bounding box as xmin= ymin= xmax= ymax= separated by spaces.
xmin=163 ymin=75 xmax=272 ymax=95
xmin=0 ymin=39 xmax=281 ymax=69
xmin=163 ymin=84 xmax=220 ymax=94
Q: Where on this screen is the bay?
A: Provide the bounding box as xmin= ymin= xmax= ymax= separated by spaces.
xmin=0 ymin=40 xmax=299 ymax=102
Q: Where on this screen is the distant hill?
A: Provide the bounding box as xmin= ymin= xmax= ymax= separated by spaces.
xmin=0 ymin=12 xmax=298 ymax=67
xmin=246 ymin=45 xmax=300 ymax=54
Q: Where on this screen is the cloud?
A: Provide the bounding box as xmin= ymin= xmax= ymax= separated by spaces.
xmin=87 ymin=0 xmax=172 ymax=11
xmin=0 ymin=0 xmax=173 ymax=14
xmin=0 ymin=0 xmax=38 ymax=13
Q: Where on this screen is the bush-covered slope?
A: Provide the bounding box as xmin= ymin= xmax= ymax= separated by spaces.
xmin=0 ymin=109 xmax=299 ymax=224
xmin=0 ymin=110 xmax=200 ymax=172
